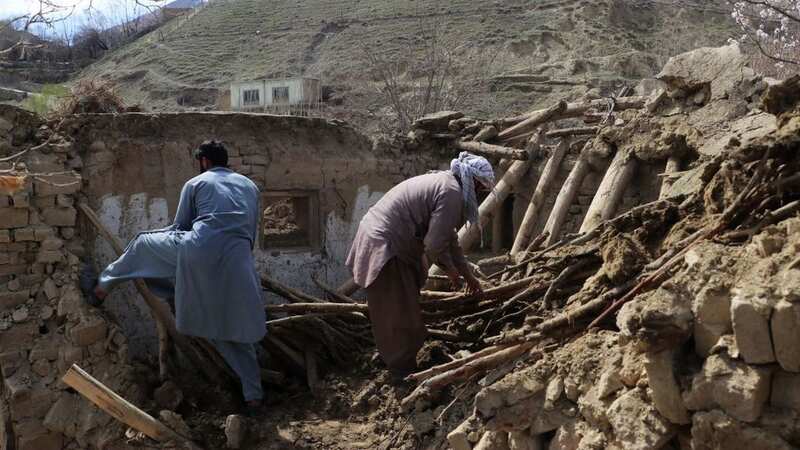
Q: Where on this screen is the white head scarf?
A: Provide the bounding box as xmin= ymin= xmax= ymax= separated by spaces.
xmin=450 ymin=151 xmax=495 ymax=228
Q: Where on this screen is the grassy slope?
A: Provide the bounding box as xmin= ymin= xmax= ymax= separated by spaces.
xmin=79 ymin=0 xmax=737 ymax=122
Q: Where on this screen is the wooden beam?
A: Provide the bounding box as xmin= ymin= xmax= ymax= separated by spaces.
xmin=510 ymin=138 xmax=569 ymax=255
xmin=500 ymin=96 xmax=646 ymax=127
xmin=579 ymin=148 xmax=637 ymax=233
xmin=659 ymin=156 xmax=682 ymax=199
xmin=542 ymin=142 xmax=592 ymax=246
xmin=497 ymin=100 xmax=567 ymax=140
xmin=63 ymin=364 xmax=201 ymax=448
xmin=454 ymin=140 xmax=529 ymax=160
xmin=545 ymin=126 xmax=599 ymax=139
xmin=266 ymin=302 xmax=369 ymax=314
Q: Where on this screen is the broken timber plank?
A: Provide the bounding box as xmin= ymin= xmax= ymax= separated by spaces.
xmin=63 ymin=364 xmax=201 ymax=449
xmin=454 ymin=140 xmax=529 ymax=160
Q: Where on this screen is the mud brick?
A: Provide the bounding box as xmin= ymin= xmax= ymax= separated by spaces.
xmin=238 ymin=165 xmax=253 ymax=175
xmin=57 ymin=345 xmax=83 ymax=372
xmin=16 ymin=419 xmax=63 ymax=450
xmin=33 ymin=227 xmax=55 ymax=242
xmin=228 ymin=156 xmax=243 ymax=167
xmin=11 ymin=193 xmax=29 ymax=208
xmin=0 ymin=264 xmax=27 ymax=277
xmin=13 ymin=227 xmax=35 ymax=242
xmin=33 ymin=195 xmax=55 ymax=208
xmin=0 ymin=196 xmax=9 ymax=207
xmin=0 ymin=253 xmax=8 ymax=265
xmin=34 ymin=174 xmax=81 ymax=196
xmin=0 ymin=243 xmax=26 ymax=252
xmin=41 ymin=207 xmax=76 ymax=227
xmin=0 ymin=208 xmax=28 ymax=228
xmin=0 ymin=289 xmax=30 ymax=310
xmin=0 ymin=230 xmax=9 ymax=243
xmin=41 ymin=238 xmax=63 ymax=251
xmin=69 ymin=319 xmax=107 ymax=346
xmin=36 ymin=250 xmax=63 ymax=264
xmin=12 ymin=385 xmax=53 ymax=420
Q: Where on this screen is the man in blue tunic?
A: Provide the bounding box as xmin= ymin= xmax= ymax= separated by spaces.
xmin=89 ymin=140 xmax=266 ymax=410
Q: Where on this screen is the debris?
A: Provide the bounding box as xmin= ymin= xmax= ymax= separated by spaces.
xmin=224 ymin=415 xmax=245 ymax=449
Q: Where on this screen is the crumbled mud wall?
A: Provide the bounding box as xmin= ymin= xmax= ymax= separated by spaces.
xmin=56 ymin=112 xmax=449 ymax=358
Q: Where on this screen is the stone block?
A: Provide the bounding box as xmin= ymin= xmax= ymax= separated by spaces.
xmin=13 ymin=227 xmax=35 ymax=242
xmin=34 ymin=174 xmax=81 ymax=196
xmin=684 ymin=353 xmax=771 ymax=422
xmin=41 ymin=206 xmax=76 ymax=227
xmin=772 ymin=300 xmax=800 ymax=372
xmin=36 ymin=250 xmax=63 ymax=264
xmin=33 ymin=227 xmax=55 ymax=242
xmin=607 ymin=389 xmax=675 ymax=450
xmin=770 ymin=371 xmax=800 ymax=412
xmin=0 ymin=208 xmax=28 ymax=228
xmin=41 ymin=237 xmax=63 ymax=251
xmin=0 ymin=289 xmax=30 ymax=310
xmin=0 ymin=252 xmax=8 ymax=265
xmin=69 ymin=319 xmax=107 ymax=346
xmin=644 ymin=350 xmax=690 ymax=425
xmin=0 ymin=230 xmax=9 ymax=243
xmin=33 ymin=195 xmax=55 ymax=208
xmin=731 ymin=295 xmax=775 ymax=364
xmin=693 ymin=286 xmax=732 ymax=357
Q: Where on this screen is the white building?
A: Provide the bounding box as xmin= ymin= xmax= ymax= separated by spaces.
xmin=230 ymin=77 xmax=321 ymax=112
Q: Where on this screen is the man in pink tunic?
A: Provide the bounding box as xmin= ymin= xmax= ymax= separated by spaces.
xmin=346 ymin=152 xmax=494 ymax=378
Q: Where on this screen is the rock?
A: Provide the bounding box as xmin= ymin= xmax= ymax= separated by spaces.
xmin=597 ymin=369 xmax=624 ymax=399
xmin=770 ymin=371 xmax=800 ymax=412
xmin=475 ymin=367 xmax=546 ymax=425
xmin=544 ymin=376 xmax=563 ymax=409
xmin=69 ymin=318 xmax=107 ymax=346
xmin=616 ymin=284 xmax=693 ymax=351
xmin=224 ymin=414 xmax=246 ymax=449
xmin=691 ymin=410 xmax=792 ymax=450
xmin=0 ymin=209 xmax=28 ymax=229
xmin=508 ymin=431 xmax=542 ymax=450
xmin=474 ymin=431 xmax=510 ymax=450
xmin=771 ymin=300 xmax=800 ymax=372
xmin=39 ymin=306 xmax=53 ymax=320
xmin=693 ymin=285 xmax=732 ymax=357
xmin=644 ymin=350 xmax=689 ymax=425
xmin=448 ymin=416 xmax=477 ymax=450
xmin=42 ymin=278 xmax=58 ymax=300
xmin=684 ymin=352 xmax=771 ymax=422
xmin=154 ymin=380 xmax=184 ymax=411
xmin=761 ymin=74 xmax=800 ymax=116
xmin=656 ymin=44 xmax=758 ymax=101
xmin=576 ymin=385 xmax=612 ymax=428
xmin=41 ymin=206 xmax=77 ymax=227
xmin=474 ymin=125 xmax=499 ymax=142
xmin=606 ymin=389 xmax=675 ymax=450
xmin=12 ymin=306 xmax=29 ymax=323
xmin=753 ymin=233 xmax=785 ymax=257
xmin=159 ymin=410 xmax=193 ymax=440
xmin=43 ymin=393 xmax=80 ymax=435
xmin=730 ymin=293 xmax=775 ymax=364
xmin=412 ymin=111 xmax=464 ymax=131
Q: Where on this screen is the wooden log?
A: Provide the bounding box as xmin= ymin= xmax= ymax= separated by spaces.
xmin=304 ymin=350 xmax=320 ymax=395
xmin=510 ymin=138 xmax=569 ymax=255
xmin=407 ymin=345 xmax=505 ymax=382
xmin=78 ymin=203 xmax=228 ymax=383
xmin=473 ymin=125 xmax=499 ymax=142
xmin=579 ymin=148 xmax=637 ymax=233
xmin=266 ymin=302 xmax=369 ymax=314
xmin=491 ymin=209 xmax=504 ymax=253
xmin=499 ymin=96 xmax=646 ymax=127
xmin=454 ymin=140 xmax=529 ymax=160
xmin=458 ymin=158 xmax=532 ymax=252
xmin=312 ymin=275 xmax=358 ymax=304
xmin=545 ymin=126 xmax=599 ymax=138
xmin=542 ymin=142 xmax=592 ymax=246
xmin=497 ymin=100 xmax=567 ymax=140
xmin=659 ymin=156 xmax=682 ymax=199
xmin=63 ymin=364 xmax=200 ymax=448
xmin=261 ymin=275 xmax=324 ymax=303
xmin=335 ymin=277 xmax=360 ymax=297
xmin=266 ymin=335 xmax=306 ymax=370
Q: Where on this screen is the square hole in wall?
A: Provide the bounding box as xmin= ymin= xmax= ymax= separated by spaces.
xmin=261 ymin=191 xmax=320 ymax=250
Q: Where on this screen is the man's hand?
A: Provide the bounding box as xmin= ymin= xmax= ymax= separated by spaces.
xmin=446 ymin=270 xmax=462 ymax=291
xmin=465 ymin=275 xmax=483 ymax=296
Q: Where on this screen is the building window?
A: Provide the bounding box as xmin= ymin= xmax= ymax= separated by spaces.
xmin=272 ymin=86 xmax=289 ymax=104
xmin=242 ymin=89 xmax=260 ymax=106
xmin=261 ymin=191 xmax=319 ymax=250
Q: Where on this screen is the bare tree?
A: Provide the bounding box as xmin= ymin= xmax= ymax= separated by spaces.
xmin=729 ymin=0 xmax=800 ymax=76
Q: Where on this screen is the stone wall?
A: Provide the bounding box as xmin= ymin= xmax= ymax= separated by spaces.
xmin=0 ymin=105 xmax=143 ymax=449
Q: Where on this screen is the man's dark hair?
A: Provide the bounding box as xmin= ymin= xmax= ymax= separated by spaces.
xmin=193 ymin=140 xmax=229 ymax=167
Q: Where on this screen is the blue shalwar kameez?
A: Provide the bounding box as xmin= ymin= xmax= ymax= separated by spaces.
xmin=98 ymin=167 xmax=266 ymax=401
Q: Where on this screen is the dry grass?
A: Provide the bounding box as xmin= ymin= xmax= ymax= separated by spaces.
xmin=54 ymin=79 xmax=132 ymax=116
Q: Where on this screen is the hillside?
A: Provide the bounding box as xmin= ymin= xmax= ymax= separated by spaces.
xmin=79 ymin=0 xmax=738 ymax=128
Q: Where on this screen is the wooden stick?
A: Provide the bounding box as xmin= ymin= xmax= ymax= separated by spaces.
xmin=335 ymin=277 xmax=360 ymax=297
xmin=659 ymin=156 xmax=682 ymax=199
xmin=420 ymin=275 xmax=538 ymax=310
xmin=542 ymin=142 xmax=592 ymax=245
xmin=266 ymin=335 xmax=306 ymax=370
xmin=261 ymin=275 xmax=324 ymax=303
xmin=312 ymin=275 xmax=358 ymax=304
xmin=579 ymin=148 xmax=637 ymax=233
xmin=407 ymin=345 xmax=505 ymax=383
xmin=499 ymin=96 xmax=646 ymax=127
xmin=454 ymin=140 xmax=529 ymax=160
xmin=498 ymin=100 xmax=567 ymax=140
xmin=63 ymin=364 xmax=201 ymax=448
xmin=266 ymin=302 xmax=369 ymax=314
xmin=78 ymin=203 xmax=228 ymax=383
xmin=545 ymin=126 xmax=599 ymax=138
xmin=511 ymin=138 xmax=568 ymax=255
